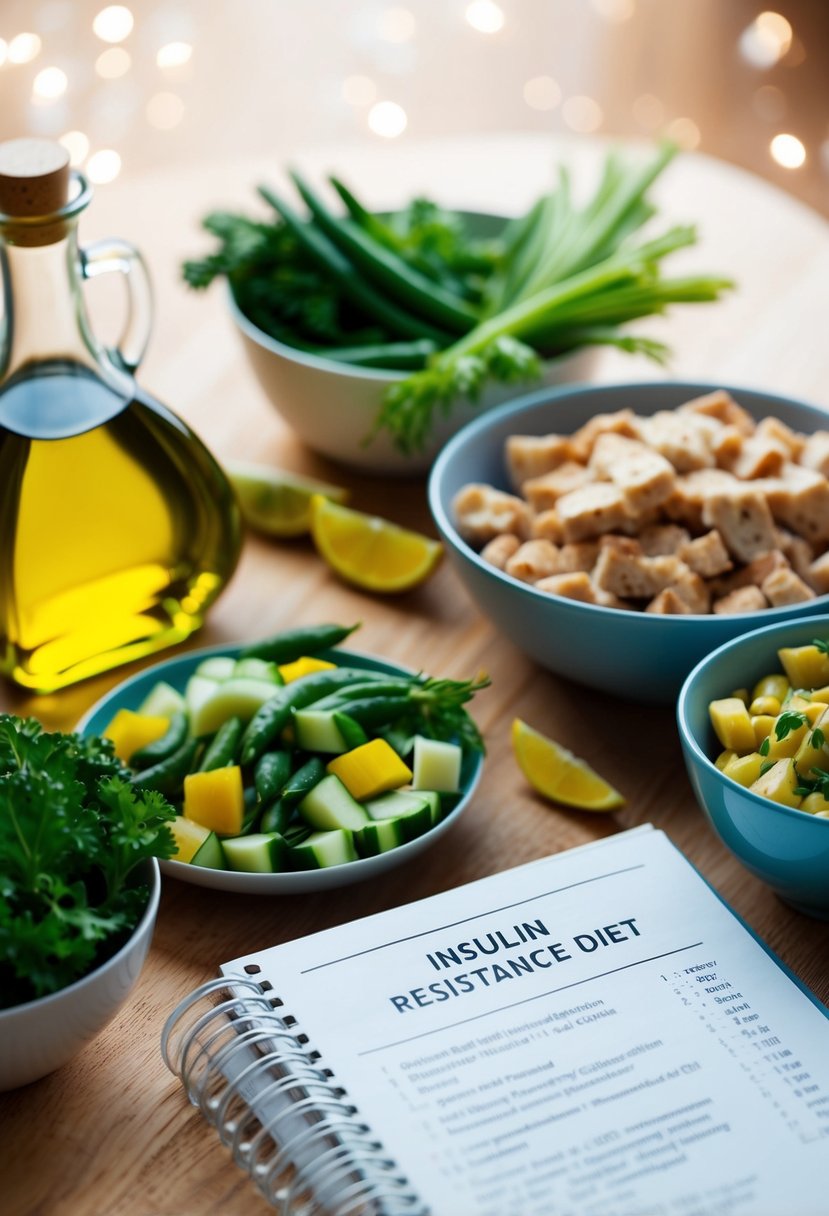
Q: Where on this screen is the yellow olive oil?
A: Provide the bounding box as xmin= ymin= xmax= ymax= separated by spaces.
xmin=0 ymin=359 xmax=241 ymax=692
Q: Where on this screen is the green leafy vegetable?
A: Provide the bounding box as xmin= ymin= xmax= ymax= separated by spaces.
xmin=0 ymin=715 xmax=175 ymax=1008
xmin=774 ymin=710 xmax=810 ymax=741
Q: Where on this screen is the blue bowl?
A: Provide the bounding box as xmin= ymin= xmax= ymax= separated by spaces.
xmin=677 ymin=614 xmax=829 ymax=918
xmin=429 ymin=380 xmax=829 ymax=703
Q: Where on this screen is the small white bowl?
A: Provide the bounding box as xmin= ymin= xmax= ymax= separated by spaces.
xmin=0 ymin=859 xmax=160 ymax=1091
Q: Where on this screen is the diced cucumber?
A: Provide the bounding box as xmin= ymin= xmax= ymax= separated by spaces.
xmin=363 ymin=789 xmax=429 ymax=820
xmin=290 ymin=829 xmax=358 ymax=870
xmin=196 ymin=656 xmax=238 ymax=682
xmin=298 ymin=774 xmax=369 ymax=831
xmin=185 ymin=674 xmax=219 ymax=720
xmin=412 ymin=736 xmax=462 ymax=793
xmin=138 ymin=680 xmax=187 ymax=719
xmin=418 ymin=790 xmax=442 ymax=826
xmin=293 ymin=709 xmax=349 ymax=754
xmin=222 ymin=832 xmax=286 ymax=873
xmin=332 ymin=712 xmax=369 ymax=750
xmin=190 ymin=678 xmax=281 ymax=737
xmin=190 ymin=831 xmax=226 ymax=869
xmin=355 ymin=817 xmax=407 ymax=857
xmin=233 ymin=657 xmax=283 ymax=684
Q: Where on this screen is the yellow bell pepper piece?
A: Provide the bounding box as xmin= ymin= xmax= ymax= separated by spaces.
xmin=183 ymin=765 xmax=245 ymax=835
xmin=326 ymin=738 xmax=412 ymax=801
xmin=749 ymin=758 xmax=802 ymax=808
xmin=723 ymin=752 xmax=765 ymax=788
xmin=778 ymin=645 xmax=829 ymax=692
xmin=170 ymin=816 xmax=211 ymax=863
xmin=103 ymin=708 xmax=169 ymax=762
xmin=278 ymin=656 xmax=337 ymax=683
xmin=708 ymin=698 xmax=756 ymax=754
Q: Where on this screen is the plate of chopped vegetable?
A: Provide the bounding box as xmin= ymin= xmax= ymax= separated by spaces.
xmin=78 ymin=624 xmax=487 ymax=893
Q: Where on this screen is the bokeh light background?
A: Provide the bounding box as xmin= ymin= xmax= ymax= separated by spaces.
xmin=0 ymin=0 xmax=827 ymax=215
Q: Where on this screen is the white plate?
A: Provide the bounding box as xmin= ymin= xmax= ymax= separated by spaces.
xmin=78 ymin=644 xmax=483 ymax=894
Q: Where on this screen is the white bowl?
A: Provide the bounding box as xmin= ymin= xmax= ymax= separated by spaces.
xmin=0 ymin=859 xmax=160 ymax=1090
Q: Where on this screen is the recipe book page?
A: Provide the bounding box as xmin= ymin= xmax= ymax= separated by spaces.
xmin=223 ymin=828 xmax=829 ymax=1216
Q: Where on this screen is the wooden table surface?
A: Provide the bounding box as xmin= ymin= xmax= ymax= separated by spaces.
xmin=3 ymin=134 xmax=829 ymax=1216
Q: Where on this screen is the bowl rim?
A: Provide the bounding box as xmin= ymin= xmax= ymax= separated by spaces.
xmin=0 ymin=857 xmax=160 ymax=1019
xmin=428 ymin=378 xmax=829 ymax=625
xmin=676 ymin=611 xmax=829 ymax=825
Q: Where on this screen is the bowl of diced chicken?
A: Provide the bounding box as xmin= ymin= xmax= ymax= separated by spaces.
xmin=428 ymin=380 xmax=829 ymax=703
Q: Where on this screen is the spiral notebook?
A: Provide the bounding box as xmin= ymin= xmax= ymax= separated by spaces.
xmin=162 ymin=826 xmax=829 ymax=1216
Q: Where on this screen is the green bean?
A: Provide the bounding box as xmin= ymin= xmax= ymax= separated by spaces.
xmin=332 ymin=712 xmax=369 ymax=750
xmin=290 ymin=173 xmax=478 ymax=335
xmin=199 ymin=716 xmax=243 ymax=771
xmin=240 ymin=667 xmax=391 ymax=764
xmin=280 ymin=757 xmax=326 ymax=808
xmin=239 ymin=623 xmax=360 ymax=664
xmin=130 ymin=711 xmax=189 ymax=768
xmin=328 ymin=695 xmax=412 ymax=728
xmin=258 ymin=186 xmax=450 ymax=343
xmin=260 ymin=797 xmax=293 ymax=835
xmin=310 ymin=679 xmax=415 ymax=712
xmin=254 ymin=749 xmax=292 ymax=803
xmin=319 ymin=338 xmax=437 ymax=370
xmin=129 ymin=739 xmax=199 ymax=799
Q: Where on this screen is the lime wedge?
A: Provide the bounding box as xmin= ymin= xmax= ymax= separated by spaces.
xmin=228 ymin=463 xmax=348 ymax=538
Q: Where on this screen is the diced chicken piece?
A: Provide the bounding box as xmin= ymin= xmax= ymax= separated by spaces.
xmin=530 ymin=508 xmax=564 ymax=544
xmin=678 ymin=389 xmax=756 ymax=436
xmin=535 ymin=571 xmax=597 ymax=604
xmin=556 ymin=483 xmax=632 ymax=543
xmin=763 ymin=463 xmax=829 ymax=545
xmin=709 ymin=550 xmax=789 ymax=598
xmin=664 ymin=469 xmax=744 ymax=531
xmin=598 ymin=534 xmax=642 ymax=557
xmin=646 ymin=588 xmax=694 ymax=615
xmin=775 ymin=527 xmax=814 ymax=581
xmin=713 ymin=586 xmax=768 ymax=614
xmin=761 ymin=568 xmax=816 ymax=607
xmin=569 ymin=409 xmax=640 ymax=462
xmin=711 ymin=425 xmax=746 ymax=467
xmin=637 ymin=410 xmax=717 ymax=473
xmin=505 ymin=540 xmax=562 ymax=584
xmin=588 ymin=433 xmax=647 ymax=477
xmin=726 ymin=436 xmax=787 ymax=480
xmin=452 ymin=484 xmax=532 ymax=546
xmin=592 ymin=548 xmax=688 ymax=600
xmin=807 ymin=551 xmax=829 ymax=595
xmin=591 ymin=584 xmax=629 ymax=610
xmin=480 ymin=533 xmax=521 ymax=571
xmin=556 ymin=541 xmax=600 ymax=572
xmin=756 ymin=416 xmax=804 ymax=461
xmin=638 ymin=523 xmax=691 ymax=556
xmin=590 ymin=433 xmax=676 ymax=515
xmin=677 ymin=530 xmax=733 ymax=579
xmin=672 ymin=567 xmax=711 ymax=614
xmin=505 ymin=434 xmax=575 ymax=489
xmin=798 ymin=432 xmax=829 ymax=479
xmin=522 ymin=461 xmax=593 ymax=511
xmin=701 ymin=490 xmax=777 ymax=562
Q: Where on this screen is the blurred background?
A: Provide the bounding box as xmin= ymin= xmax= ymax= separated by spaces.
xmin=0 ymin=0 xmax=827 ymax=216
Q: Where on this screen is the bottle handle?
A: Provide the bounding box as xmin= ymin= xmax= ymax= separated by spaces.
xmin=81 ymin=237 xmax=153 ymax=374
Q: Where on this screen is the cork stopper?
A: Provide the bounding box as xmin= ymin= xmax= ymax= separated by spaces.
xmin=0 ymin=138 xmax=72 ymax=246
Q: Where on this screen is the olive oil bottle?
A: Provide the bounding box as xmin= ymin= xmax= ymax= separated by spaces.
xmin=0 ymin=139 xmax=241 ymax=692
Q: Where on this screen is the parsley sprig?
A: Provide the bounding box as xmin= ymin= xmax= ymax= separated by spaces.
xmin=0 ymin=715 xmax=175 ymax=1008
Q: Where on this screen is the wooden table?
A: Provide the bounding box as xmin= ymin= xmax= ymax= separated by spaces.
xmin=4 ymin=135 xmax=829 ymax=1216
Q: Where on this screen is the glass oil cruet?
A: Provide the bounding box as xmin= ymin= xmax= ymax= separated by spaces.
xmin=0 ymin=138 xmax=242 ymax=693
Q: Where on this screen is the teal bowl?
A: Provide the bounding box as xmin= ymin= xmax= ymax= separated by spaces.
xmin=428 ymin=381 xmax=829 ymax=703
xmin=677 ymin=614 xmax=829 ymax=918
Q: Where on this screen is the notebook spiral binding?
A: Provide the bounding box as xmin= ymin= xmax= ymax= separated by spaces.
xmin=162 ymin=973 xmax=427 ymax=1216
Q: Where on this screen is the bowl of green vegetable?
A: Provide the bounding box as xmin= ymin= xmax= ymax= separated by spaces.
xmin=0 ymin=716 xmax=173 ymax=1090
xmin=185 ymin=144 xmax=731 ymax=474
xmin=78 ymin=623 xmax=487 ymax=894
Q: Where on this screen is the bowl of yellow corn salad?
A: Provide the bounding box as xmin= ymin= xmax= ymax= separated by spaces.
xmin=677 ymin=615 xmax=829 ymax=918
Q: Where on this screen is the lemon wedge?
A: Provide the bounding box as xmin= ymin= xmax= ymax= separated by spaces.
xmin=228 ymin=463 xmax=347 ymax=538
xmin=309 ymin=495 xmax=442 ymax=593
xmin=511 ymin=718 xmax=624 ymax=811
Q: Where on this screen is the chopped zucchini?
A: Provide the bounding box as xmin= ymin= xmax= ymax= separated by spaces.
xmin=293 ymin=709 xmax=349 ymax=754
xmin=191 ymin=831 xmax=226 ymax=869
xmin=355 ymin=817 xmax=408 ymax=857
xmin=138 ymin=680 xmax=186 ymax=719
xmin=290 ymin=829 xmax=359 ymax=869
xmin=233 ymin=657 xmax=283 ymax=684
xmin=195 ymin=656 xmax=237 ymax=682
xmin=298 ymin=773 xmax=368 ymax=831
xmin=190 ymin=677 xmax=282 ymax=737
xmin=222 ymin=832 xmax=285 ymax=873
xmin=411 ymin=736 xmax=462 ymax=792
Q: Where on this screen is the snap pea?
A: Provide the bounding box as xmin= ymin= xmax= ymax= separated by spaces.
xmin=327 ymin=695 xmax=413 ymax=728
xmin=332 ymin=712 xmax=369 ymax=750
xmin=199 ymin=716 xmax=243 ymax=771
xmin=260 ymin=797 xmax=293 ymax=835
xmin=289 ymin=173 xmax=478 ymax=335
xmin=254 ymin=749 xmax=292 ymax=803
xmin=280 ymin=757 xmax=326 ymax=808
xmin=310 ymin=678 xmax=416 ymax=713
xmin=239 ymin=623 xmax=360 ymax=664
xmin=129 ymin=738 xmax=199 ymax=799
xmin=240 ymin=667 xmax=392 ymax=764
xmin=130 ymin=711 xmax=189 ymax=768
